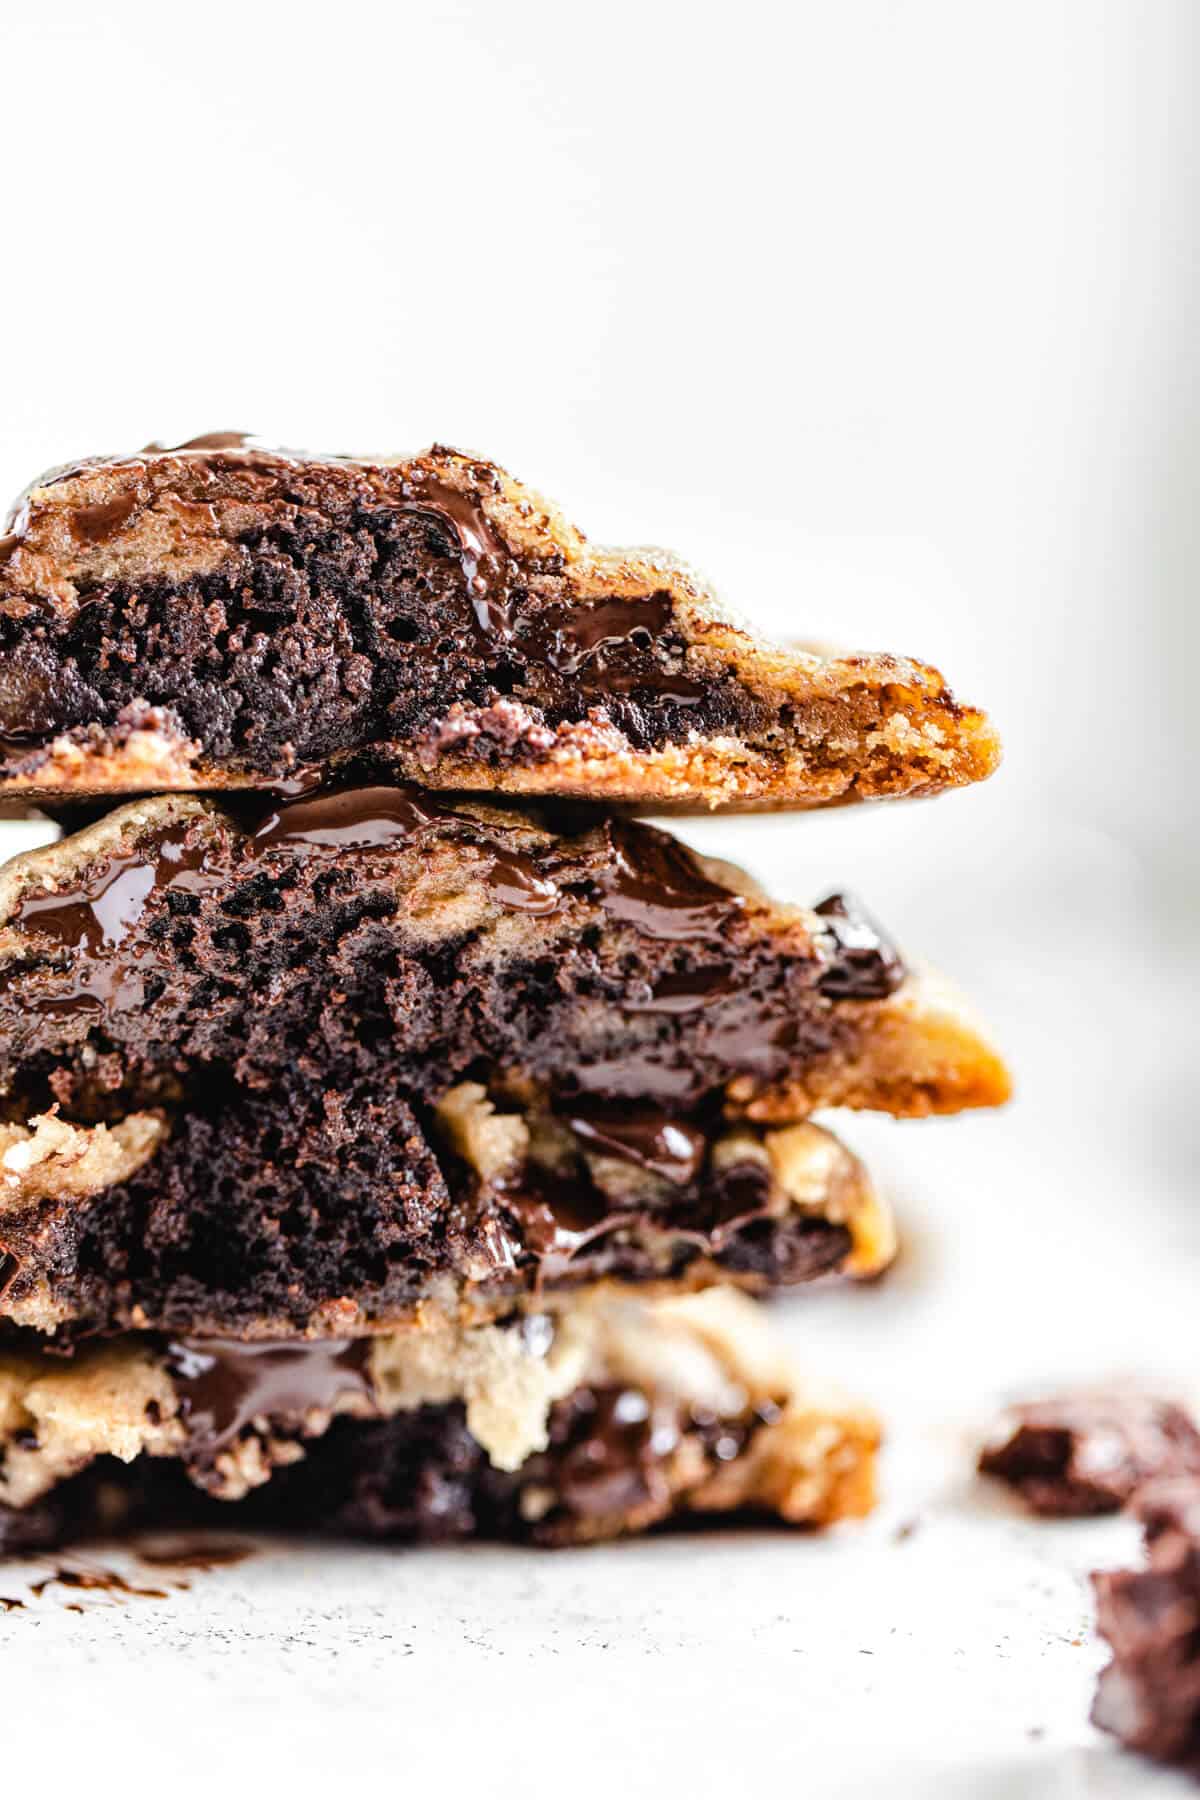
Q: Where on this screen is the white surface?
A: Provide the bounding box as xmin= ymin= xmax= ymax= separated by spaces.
xmin=0 ymin=2 xmax=1196 ymax=1794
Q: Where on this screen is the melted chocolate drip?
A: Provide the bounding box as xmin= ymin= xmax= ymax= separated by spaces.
xmin=397 ymin=475 xmax=513 ymax=638
xmin=599 ymin=820 xmax=743 ymax=942
xmin=166 ymin=1337 xmax=375 ymax=1460
xmin=247 ymin=783 xmax=451 ymax=852
xmin=814 ymin=894 xmax=905 ymax=1000
xmin=561 ymin=1101 xmax=708 ymax=1187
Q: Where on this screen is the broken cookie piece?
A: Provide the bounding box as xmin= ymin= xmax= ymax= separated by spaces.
xmin=0 ymin=783 xmax=1006 ymax=1337
xmin=0 ymin=1093 xmax=895 ymax=1339
xmin=0 ymin=437 xmax=1000 ymax=812
xmin=979 ymin=1391 xmax=1200 ymax=1517
xmin=0 ymin=1289 xmax=879 ymax=1550
xmin=1091 ymin=1476 xmax=1200 ymax=1771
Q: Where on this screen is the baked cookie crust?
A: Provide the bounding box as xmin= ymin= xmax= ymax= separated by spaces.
xmin=0 ymin=438 xmax=1000 ymax=813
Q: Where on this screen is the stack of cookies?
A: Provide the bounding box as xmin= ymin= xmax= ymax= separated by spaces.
xmin=0 ymin=439 xmax=1008 ymax=1550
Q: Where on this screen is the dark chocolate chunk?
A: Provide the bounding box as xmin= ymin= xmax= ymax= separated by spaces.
xmin=814 ymin=894 xmax=905 ymax=1001
xmin=559 ymin=1100 xmax=709 ymax=1187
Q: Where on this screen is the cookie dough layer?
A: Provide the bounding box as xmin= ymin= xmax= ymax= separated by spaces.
xmin=0 ymin=437 xmax=999 ymax=812
xmin=0 ymin=1290 xmax=879 ymax=1550
xmin=0 ymin=785 xmax=1004 ymax=1337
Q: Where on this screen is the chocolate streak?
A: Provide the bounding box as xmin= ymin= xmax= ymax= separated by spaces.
xmin=29 ymin=1566 xmax=169 ymax=1601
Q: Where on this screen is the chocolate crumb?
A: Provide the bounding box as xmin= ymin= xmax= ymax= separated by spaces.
xmin=979 ymin=1391 xmax=1200 ymax=1517
xmin=1091 ymin=1476 xmax=1200 ymax=1771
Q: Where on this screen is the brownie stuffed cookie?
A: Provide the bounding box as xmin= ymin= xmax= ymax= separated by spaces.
xmin=0 ymin=781 xmax=1008 ymax=1340
xmin=0 ymin=435 xmax=1000 ymax=813
xmin=0 ymin=1289 xmax=879 ymax=1552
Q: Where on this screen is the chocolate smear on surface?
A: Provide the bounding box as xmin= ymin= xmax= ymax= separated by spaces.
xmin=68 ymin=492 xmax=142 ymax=547
xmin=246 ymin=783 xmax=454 ymax=853
xmin=29 ymin=1565 xmax=168 ymax=1601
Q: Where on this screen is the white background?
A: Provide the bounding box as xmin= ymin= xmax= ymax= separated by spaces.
xmin=0 ymin=4 xmax=1195 ymax=1795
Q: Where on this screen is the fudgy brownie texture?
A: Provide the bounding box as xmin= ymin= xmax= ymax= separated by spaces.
xmin=0 ymin=436 xmax=1001 ymax=812
xmin=979 ymin=1392 xmax=1200 ymax=1517
xmin=0 ymin=781 xmax=1005 ymax=1339
xmin=1092 ymin=1476 xmax=1200 ymax=1771
xmin=0 ymin=1291 xmax=880 ymax=1550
